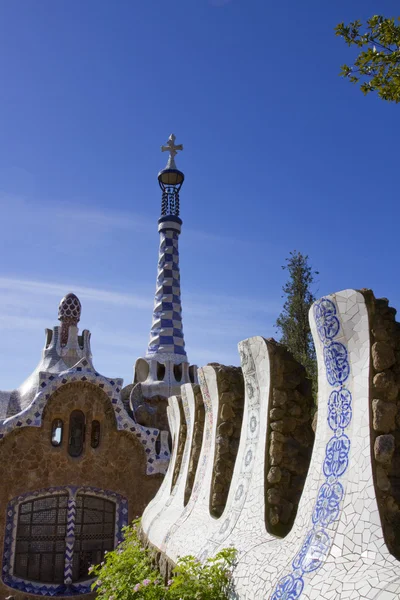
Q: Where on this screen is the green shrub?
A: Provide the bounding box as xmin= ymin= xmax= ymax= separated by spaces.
xmin=91 ymin=519 xmax=236 ymax=600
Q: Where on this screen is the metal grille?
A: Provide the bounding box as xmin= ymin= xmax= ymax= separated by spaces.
xmin=14 ymin=494 xmax=68 ymax=583
xmin=72 ymin=494 xmax=115 ymax=581
xmin=161 ymin=187 xmax=180 ymax=216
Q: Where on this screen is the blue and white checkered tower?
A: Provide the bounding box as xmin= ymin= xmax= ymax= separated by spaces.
xmin=133 ymin=135 xmax=197 ymax=399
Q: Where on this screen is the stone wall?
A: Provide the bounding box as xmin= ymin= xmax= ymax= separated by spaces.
xmin=136 ymin=395 xmax=170 ymax=433
xmin=363 ymin=290 xmax=400 ymax=559
xmin=184 ymin=385 xmax=205 ymax=506
xmin=171 ymin=396 xmax=187 ymax=491
xmin=265 ymin=339 xmax=314 ymax=536
xmin=209 ymin=365 xmax=244 ymax=518
xmin=0 ymin=382 xmax=162 ymax=600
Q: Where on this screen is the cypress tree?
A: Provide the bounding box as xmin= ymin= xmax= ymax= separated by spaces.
xmin=275 ymin=251 xmax=318 ymax=392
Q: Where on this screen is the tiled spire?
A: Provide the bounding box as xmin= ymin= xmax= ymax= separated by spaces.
xmin=146 ymin=135 xmax=187 ymax=364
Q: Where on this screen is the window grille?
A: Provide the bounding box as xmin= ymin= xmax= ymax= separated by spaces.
xmin=13 ymin=492 xmax=116 ymax=585
xmin=72 ymin=494 xmax=115 ymax=581
xmin=14 ymin=494 xmax=68 ymax=583
xmin=4 ymin=487 xmax=126 ymax=596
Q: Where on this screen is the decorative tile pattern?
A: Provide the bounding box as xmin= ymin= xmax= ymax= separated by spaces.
xmin=63 ymin=495 xmax=76 ymax=585
xmin=146 ymin=228 xmax=187 ymax=362
xmin=271 ymin=297 xmax=351 ymax=598
xmin=0 ymin=359 xmax=169 ymax=475
xmin=2 ymin=486 xmax=128 ymax=596
xmin=142 ymin=290 xmax=400 ymax=600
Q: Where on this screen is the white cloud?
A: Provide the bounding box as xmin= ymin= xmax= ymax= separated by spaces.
xmin=0 ymin=276 xmax=279 ymax=323
xmin=0 ymin=277 xmax=152 ymax=310
xmin=0 ymin=192 xmax=256 ymax=249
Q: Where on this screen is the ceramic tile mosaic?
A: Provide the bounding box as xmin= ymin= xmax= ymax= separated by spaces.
xmin=135 ymin=214 xmax=199 ymax=399
xmin=147 ymin=227 xmax=187 ymax=363
xmin=141 ymin=290 xmax=400 ymax=599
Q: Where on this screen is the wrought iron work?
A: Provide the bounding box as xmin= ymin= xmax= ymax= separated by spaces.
xmin=13 ymin=493 xmax=116 ymax=585
xmin=4 ymin=486 xmax=127 ymax=596
xmin=161 ymin=185 xmax=181 ymax=216
xmin=14 ymin=494 xmax=68 ymax=583
xmin=72 ymin=494 xmax=115 ymax=581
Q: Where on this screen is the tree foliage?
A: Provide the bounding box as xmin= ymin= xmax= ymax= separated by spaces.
xmin=276 ymin=251 xmax=317 ymax=383
xmin=335 ymin=15 xmax=400 ymax=102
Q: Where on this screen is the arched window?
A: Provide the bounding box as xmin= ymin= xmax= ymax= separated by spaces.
xmin=91 ymin=420 xmax=101 ymax=449
xmin=68 ymin=410 xmax=85 ymax=457
xmin=6 ymin=487 xmax=122 ymax=593
xmin=134 ymin=358 xmax=150 ymax=383
xmin=157 ymin=362 xmax=166 ymax=381
xmin=173 ymin=363 xmax=182 ymax=382
xmin=189 ymin=365 xmax=197 ymax=383
xmin=51 ymin=419 xmax=63 ymax=446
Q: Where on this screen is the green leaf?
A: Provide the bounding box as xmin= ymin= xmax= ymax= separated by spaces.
xmin=335 ymin=15 xmax=400 ymax=102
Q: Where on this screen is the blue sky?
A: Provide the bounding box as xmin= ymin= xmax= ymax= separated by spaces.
xmin=0 ymin=0 xmax=399 ymax=390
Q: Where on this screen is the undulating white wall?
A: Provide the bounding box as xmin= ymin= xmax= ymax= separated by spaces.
xmin=142 ymin=290 xmax=400 ymax=599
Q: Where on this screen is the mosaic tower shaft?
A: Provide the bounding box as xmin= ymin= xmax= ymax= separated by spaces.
xmin=146 ymin=215 xmax=187 ymax=361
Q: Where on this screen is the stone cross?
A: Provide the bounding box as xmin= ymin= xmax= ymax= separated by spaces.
xmin=161 ymin=134 xmax=183 ymax=169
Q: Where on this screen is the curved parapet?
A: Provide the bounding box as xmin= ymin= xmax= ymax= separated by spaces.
xmin=142 ymin=290 xmax=400 ymax=599
xmin=142 ymin=385 xmax=201 ymax=549
xmin=141 ymin=395 xmax=182 ymax=534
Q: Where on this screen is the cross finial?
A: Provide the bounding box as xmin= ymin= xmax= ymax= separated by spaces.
xmin=161 ymin=133 xmax=183 ymax=170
